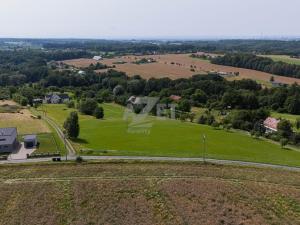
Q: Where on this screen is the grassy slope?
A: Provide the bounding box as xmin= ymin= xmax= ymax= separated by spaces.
xmin=261 ymin=55 xmax=300 ymax=65
xmin=30 ymin=108 xmax=66 ymax=154
xmin=40 ymin=103 xmax=300 ymax=166
xmin=0 ymin=162 xmax=300 ymax=225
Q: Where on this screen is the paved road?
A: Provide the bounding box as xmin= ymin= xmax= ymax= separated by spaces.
xmin=2 ymin=109 xmax=299 ymax=172
xmin=2 ymin=155 xmax=300 ymax=172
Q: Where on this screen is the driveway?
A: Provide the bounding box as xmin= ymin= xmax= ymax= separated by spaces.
xmin=8 ymin=143 xmax=36 ymax=160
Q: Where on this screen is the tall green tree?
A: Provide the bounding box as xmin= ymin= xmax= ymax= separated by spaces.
xmin=94 ymin=106 xmax=104 ymax=119
xmin=63 ymin=112 xmax=80 ymax=139
xmin=277 ymin=119 xmax=293 ymax=139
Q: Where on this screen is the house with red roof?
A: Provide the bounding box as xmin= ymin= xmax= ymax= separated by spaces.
xmin=263 ymin=117 xmax=280 ymax=133
xmin=170 ymin=95 xmax=182 ymax=102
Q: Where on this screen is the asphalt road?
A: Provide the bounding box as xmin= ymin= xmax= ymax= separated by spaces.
xmin=1 ymin=155 xmax=300 ymax=172
xmin=2 ymin=109 xmax=300 ymax=172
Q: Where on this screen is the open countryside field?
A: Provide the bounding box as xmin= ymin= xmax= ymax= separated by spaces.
xmin=62 ymin=54 xmax=300 ymax=84
xmin=40 ymin=103 xmax=300 ymax=167
xmin=1 ymin=162 xmax=300 ymax=225
xmin=261 ymin=55 xmax=300 ymax=65
xmin=0 ymin=100 xmax=50 ymax=134
xmin=0 ymin=101 xmax=64 ymax=154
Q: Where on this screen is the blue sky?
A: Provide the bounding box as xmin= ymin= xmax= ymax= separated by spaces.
xmin=0 ymin=0 xmax=299 ymax=39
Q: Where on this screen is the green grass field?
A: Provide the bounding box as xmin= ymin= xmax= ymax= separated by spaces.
xmin=271 ymin=111 xmax=300 ymax=132
xmin=261 ymin=55 xmax=300 ymax=65
xmin=39 ymin=103 xmax=300 ymax=167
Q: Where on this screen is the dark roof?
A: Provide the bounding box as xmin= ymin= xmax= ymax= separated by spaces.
xmin=0 ymin=127 xmax=17 ymax=145
xmin=58 ymin=93 xmax=69 ymax=99
xmin=23 ymin=135 xmax=37 ymax=141
xmin=45 ymin=93 xmax=69 ymax=100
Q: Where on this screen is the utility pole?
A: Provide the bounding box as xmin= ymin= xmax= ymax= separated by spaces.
xmin=202 ymin=134 xmax=206 ymax=163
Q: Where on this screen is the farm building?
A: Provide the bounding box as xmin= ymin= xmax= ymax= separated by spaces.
xmin=0 ymin=127 xmax=19 ymax=153
xmin=263 ymin=117 xmax=280 ymax=133
xmin=271 ymin=81 xmax=285 ymax=88
xmin=44 ymin=93 xmax=69 ymax=104
xmin=93 ymin=56 xmax=102 ymax=61
xmin=23 ymin=135 xmax=37 ymax=149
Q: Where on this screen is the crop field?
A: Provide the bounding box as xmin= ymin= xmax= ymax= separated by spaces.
xmin=39 ymin=103 xmax=300 ymax=167
xmin=261 ymin=55 xmax=300 ymax=65
xmin=62 ymin=54 xmax=300 ymax=84
xmin=0 ymin=162 xmax=300 ymax=225
xmin=0 ymin=100 xmax=50 ymax=134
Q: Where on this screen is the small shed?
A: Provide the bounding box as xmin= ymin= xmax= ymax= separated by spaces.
xmin=23 ymin=135 xmax=37 ymax=149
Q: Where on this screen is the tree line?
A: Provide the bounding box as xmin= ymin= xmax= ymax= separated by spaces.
xmin=211 ymin=53 xmax=300 ymax=78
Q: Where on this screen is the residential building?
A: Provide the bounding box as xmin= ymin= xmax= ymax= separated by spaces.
xmin=93 ymin=56 xmax=102 ymax=61
xmin=0 ymin=127 xmax=19 ymax=153
xmin=170 ymin=95 xmax=182 ymax=101
xmin=44 ymin=93 xmax=69 ymax=104
xmin=263 ymin=117 xmax=280 ymax=133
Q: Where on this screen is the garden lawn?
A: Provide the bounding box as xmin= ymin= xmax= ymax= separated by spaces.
xmin=41 ymin=103 xmax=300 ymax=167
xmin=271 ymin=111 xmax=300 ymax=131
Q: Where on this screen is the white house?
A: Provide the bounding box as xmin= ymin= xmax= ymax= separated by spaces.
xmin=44 ymin=93 xmax=70 ymax=104
xmin=78 ymin=70 xmax=86 ymax=75
xmin=93 ymin=56 xmax=102 ymax=61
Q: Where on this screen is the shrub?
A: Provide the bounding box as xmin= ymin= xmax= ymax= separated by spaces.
xmin=78 ymin=98 xmax=98 ymax=115
xmin=76 ymin=156 xmax=83 ymax=163
xmin=280 ymin=138 xmax=289 ymax=149
xmin=94 ymin=106 xmax=104 ymax=119
xmin=67 ymin=100 xmax=75 ymax=108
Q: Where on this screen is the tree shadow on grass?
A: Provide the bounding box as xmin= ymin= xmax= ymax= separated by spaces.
xmin=71 ymin=138 xmax=89 ymax=144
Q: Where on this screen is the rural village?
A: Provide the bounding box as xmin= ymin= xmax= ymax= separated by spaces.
xmin=1 ymin=0 xmax=300 ymax=224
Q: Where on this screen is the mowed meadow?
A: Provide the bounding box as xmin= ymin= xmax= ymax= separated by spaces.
xmin=62 ymin=54 xmax=300 ymax=85
xmin=40 ymin=103 xmax=300 ymax=166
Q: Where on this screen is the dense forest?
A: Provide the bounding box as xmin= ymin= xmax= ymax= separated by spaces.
xmin=211 ymin=54 xmax=300 ymax=78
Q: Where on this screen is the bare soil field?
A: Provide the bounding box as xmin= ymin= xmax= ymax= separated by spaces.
xmin=1 ymin=162 xmax=300 ymax=225
xmin=0 ymin=100 xmax=50 ymax=134
xmin=63 ymin=54 xmax=300 ymax=84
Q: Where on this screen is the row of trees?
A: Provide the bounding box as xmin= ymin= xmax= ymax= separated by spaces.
xmin=211 ymin=54 xmax=300 ymax=78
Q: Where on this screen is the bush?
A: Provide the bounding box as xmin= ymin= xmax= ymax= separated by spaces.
xmin=67 ymin=100 xmax=75 ymax=108
xmin=280 ymin=138 xmax=289 ymax=149
xmin=78 ymin=98 xmax=98 ymax=115
xmin=76 ymin=156 xmax=83 ymax=163
xmin=197 ymin=113 xmax=215 ymax=125
xmin=211 ymin=121 xmax=220 ymax=129
xmin=94 ymin=106 xmax=104 ymax=119
xmin=277 ymin=119 xmax=293 ymax=139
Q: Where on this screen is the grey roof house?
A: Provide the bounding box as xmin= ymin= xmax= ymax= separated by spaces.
xmin=0 ymin=127 xmax=19 ymax=153
xmin=23 ymin=135 xmax=37 ymax=149
xmin=44 ymin=93 xmax=69 ymax=104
